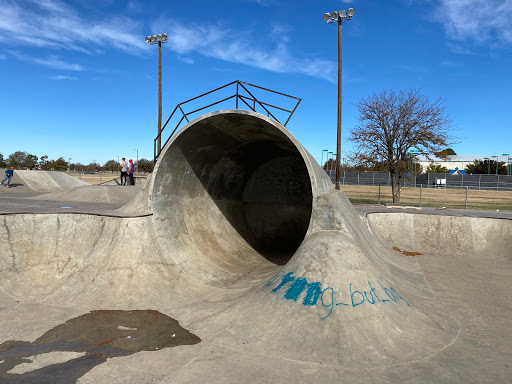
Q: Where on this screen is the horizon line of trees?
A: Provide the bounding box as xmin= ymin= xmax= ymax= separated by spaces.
xmin=0 ymin=151 xmax=155 ymax=174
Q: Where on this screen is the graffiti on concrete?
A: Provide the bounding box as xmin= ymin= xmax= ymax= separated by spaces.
xmin=265 ymin=271 xmax=411 ymax=319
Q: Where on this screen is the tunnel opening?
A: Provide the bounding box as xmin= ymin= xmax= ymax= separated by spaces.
xmin=157 ymin=112 xmax=313 ymax=265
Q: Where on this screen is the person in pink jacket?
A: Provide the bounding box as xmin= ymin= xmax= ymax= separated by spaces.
xmin=128 ymin=159 xmax=135 ymax=185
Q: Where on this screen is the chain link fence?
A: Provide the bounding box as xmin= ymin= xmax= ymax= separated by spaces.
xmin=325 ymin=171 xmax=512 ymax=191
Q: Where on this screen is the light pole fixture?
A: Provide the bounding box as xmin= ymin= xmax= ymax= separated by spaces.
xmin=145 ymin=33 xmax=168 ymax=155
xmin=134 ymin=149 xmax=139 ymax=175
xmin=492 ymin=155 xmax=498 ymax=176
xmin=328 ymin=151 xmax=334 ymax=173
xmin=321 ymin=149 xmax=328 ymax=169
xmin=508 ymin=157 xmax=512 ymax=176
xmin=484 ymin=157 xmax=490 ymax=175
xmin=323 ymin=8 xmax=354 ymax=190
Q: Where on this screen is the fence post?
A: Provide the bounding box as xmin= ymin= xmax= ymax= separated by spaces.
xmin=461 ymin=173 xmax=463 ymax=189
xmin=378 ymin=184 xmax=381 ymax=205
xmin=358 ymin=172 xmax=360 ymax=186
xmin=497 ymin=175 xmax=500 ymax=191
xmin=343 ymin=170 xmax=345 ymax=185
xmin=479 ymin=174 xmax=481 ymax=190
xmin=388 ymin=172 xmax=390 ymax=186
xmin=100 ymin=173 xmax=102 ymax=184
xmin=465 ymin=186 xmax=468 ymax=209
xmin=415 ymin=174 xmax=417 ymax=188
xmin=427 ymin=173 xmax=430 ymax=189
xmin=373 ymin=171 xmax=375 ymax=186
xmin=420 ymin=184 xmax=422 ymax=207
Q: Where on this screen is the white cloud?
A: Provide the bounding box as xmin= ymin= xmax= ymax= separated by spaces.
xmin=0 ymin=0 xmax=148 ymax=54
xmin=49 ymin=74 xmax=77 ymax=80
xmin=8 ymin=50 xmax=84 ymax=71
xmin=154 ymin=19 xmax=336 ymax=82
xmin=434 ymin=0 xmax=512 ymax=47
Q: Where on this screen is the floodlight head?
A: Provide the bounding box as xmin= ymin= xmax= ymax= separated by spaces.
xmin=150 ymin=35 xmax=156 ymax=43
xmin=330 ymin=11 xmax=338 ymax=19
xmin=348 ymin=8 xmax=355 ymax=17
xmin=145 ymin=36 xmax=151 ymax=43
xmin=156 ymin=34 xmax=162 ymax=41
xmin=339 ymin=10 xmax=346 ymax=17
xmin=323 ymin=13 xmax=330 ymax=21
xmin=162 ymin=33 xmax=168 ymax=40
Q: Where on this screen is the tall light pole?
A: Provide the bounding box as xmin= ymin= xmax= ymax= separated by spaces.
xmin=492 ymin=155 xmax=498 ymax=176
xmin=508 ymin=157 xmax=512 ymax=176
xmin=503 ymin=154 xmax=509 ymax=176
xmin=145 ymin=33 xmax=168 ymax=155
xmin=321 ymin=149 xmax=328 ymax=169
xmin=134 ymin=149 xmax=139 ymax=175
xmin=323 ymin=8 xmax=354 ymax=190
xmin=328 ymin=151 xmax=334 ymax=173
xmin=484 ymin=157 xmax=490 ymax=175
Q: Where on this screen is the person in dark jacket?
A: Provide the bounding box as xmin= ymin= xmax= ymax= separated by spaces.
xmin=1 ymin=167 xmax=14 ymax=188
xmin=128 ymin=159 xmax=135 ymax=185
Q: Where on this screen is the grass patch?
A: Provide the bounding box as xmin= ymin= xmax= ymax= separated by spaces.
xmin=341 ymin=185 xmax=512 ymax=211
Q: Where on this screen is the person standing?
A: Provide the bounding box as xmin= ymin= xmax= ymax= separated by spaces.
xmin=128 ymin=159 xmax=135 ymax=185
xmin=120 ymin=158 xmax=128 ymax=185
xmin=1 ymin=167 xmax=14 ymax=188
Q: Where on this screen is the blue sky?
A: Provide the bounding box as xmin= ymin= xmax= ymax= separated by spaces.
xmin=1 ymin=0 xmax=511 ymax=166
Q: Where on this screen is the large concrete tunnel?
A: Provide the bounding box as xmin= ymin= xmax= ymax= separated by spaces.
xmin=150 ymin=110 xmax=332 ymax=285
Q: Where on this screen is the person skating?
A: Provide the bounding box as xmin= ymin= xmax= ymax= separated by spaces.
xmin=1 ymin=167 xmax=14 ymax=188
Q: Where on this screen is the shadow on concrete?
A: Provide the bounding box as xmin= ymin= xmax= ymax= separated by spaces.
xmin=174 ymin=113 xmax=313 ymax=265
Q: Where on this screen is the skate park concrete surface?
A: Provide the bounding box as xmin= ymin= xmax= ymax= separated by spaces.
xmin=0 ymin=110 xmax=510 ymax=383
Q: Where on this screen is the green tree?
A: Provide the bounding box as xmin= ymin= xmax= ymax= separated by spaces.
xmin=0 ymin=153 xmax=6 ymax=168
xmin=50 ymin=157 xmax=69 ymax=171
xmin=137 ymin=158 xmax=154 ymax=174
xmin=24 ymin=154 xmax=39 ymax=169
xmin=426 ymin=163 xmax=449 ymax=173
xmin=435 ymin=148 xmax=457 ymax=159
xmin=103 ymin=160 xmax=118 ymax=173
xmin=350 ymin=89 xmax=454 ymax=203
xmin=7 ymin=151 xmax=28 ymax=169
xmin=39 ymin=155 xmax=50 ymax=170
xmin=85 ymin=162 xmax=100 ymax=171
xmin=465 ymin=160 xmax=507 ymax=175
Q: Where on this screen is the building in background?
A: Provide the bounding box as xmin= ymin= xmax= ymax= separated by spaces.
xmin=417 ymin=155 xmax=487 ymax=173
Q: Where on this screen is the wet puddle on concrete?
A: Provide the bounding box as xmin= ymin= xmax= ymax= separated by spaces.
xmin=0 ymin=310 xmax=201 ymax=383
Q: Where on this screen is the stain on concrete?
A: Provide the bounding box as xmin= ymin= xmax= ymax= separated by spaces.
xmin=392 ymin=246 xmax=423 ymax=257
xmin=0 ymin=310 xmax=200 ymax=383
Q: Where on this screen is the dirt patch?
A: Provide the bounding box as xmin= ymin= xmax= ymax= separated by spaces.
xmin=392 ymin=246 xmax=423 ymax=257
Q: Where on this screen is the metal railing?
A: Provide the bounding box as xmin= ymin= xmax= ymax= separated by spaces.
xmin=154 ymin=80 xmax=302 ymax=162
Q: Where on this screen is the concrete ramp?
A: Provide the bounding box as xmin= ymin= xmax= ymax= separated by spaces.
xmin=0 ymin=110 xmax=477 ymax=382
xmin=6 ymin=170 xmax=88 ymax=193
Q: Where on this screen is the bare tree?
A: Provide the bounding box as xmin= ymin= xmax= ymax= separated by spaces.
xmin=350 ymin=89 xmax=454 ymax=203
